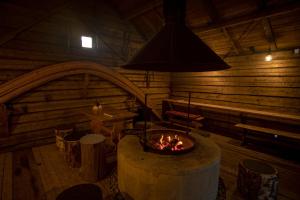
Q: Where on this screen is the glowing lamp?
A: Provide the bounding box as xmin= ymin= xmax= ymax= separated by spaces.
xmin=265 ymin=54 xmax=272 ymax=62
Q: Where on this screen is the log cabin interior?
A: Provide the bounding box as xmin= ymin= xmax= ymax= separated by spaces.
xmin=0 ymin=0 xmax=300 ymax=199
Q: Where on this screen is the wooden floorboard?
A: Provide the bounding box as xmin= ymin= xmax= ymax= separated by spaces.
xmin=32 ymin=144 xmax=114 ymax=200
xmin=12 ymin=149 xmax=44 ymax=200
xmin=0 ymin=132 xmax=299 ymax=200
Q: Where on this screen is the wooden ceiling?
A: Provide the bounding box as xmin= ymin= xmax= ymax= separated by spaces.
xmin=0 ymin=0 xmax=299 ymax=58
xmin=109 ymin=0 xmax=300 ymax=57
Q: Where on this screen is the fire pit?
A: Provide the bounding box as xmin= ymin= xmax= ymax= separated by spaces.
xmin=144 ymin=129 xmax=195 ymax=155
xmin=118 ymin=130 xmax=221 ymax=200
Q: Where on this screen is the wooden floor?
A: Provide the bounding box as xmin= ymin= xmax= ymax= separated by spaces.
xmin=211 ymin=133 xmax=300 ymax=200
xmin=1 ymin=133 xmax=300 ymax=200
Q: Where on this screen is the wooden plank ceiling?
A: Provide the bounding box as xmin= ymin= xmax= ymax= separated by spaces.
xmin=109 ymin=0 xmax=300 ymax=57
xmin=0 ymin=0 xmax=299 ymax=58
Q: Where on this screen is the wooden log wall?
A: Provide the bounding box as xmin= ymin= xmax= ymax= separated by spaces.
xmin=171 ymin=50 xmax=300 ymax=115
xmin=0 ymin=1 xmax=170 ymax=151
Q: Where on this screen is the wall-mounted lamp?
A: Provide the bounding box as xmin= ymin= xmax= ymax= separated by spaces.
xmin=265 ymin=54 xmax=272 ymax=62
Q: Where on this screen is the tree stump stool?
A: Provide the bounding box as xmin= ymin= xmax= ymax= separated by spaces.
xmin=80 ymin=134 xmax=106 ymax=182
xmin=56 ymin=184 xmax=102 ymax=200
xmin=237 ymin=159 xmax=278 ymax=200
xmin=54 ymin=125 xmax=74 ymax=152
xmin=64 ymin=133 xmax=84 ymax=168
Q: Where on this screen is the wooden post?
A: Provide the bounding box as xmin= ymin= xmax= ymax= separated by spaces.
xmin=0 ymin=104 xmax=9 ymax=137
xmin=80 ymin=134 xmax=106 ymax=182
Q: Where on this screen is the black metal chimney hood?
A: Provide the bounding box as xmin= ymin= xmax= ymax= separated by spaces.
xmin=122 ymin=0 xmax=230 ymax=72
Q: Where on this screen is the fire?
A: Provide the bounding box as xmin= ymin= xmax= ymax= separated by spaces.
xmin=156 ymin=134 xmax=184 ymax=151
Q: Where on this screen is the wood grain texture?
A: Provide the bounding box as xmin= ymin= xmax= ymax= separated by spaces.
xmin=0 ymin=61 xmax=161 ymax=119
xmin=0 ymin=1 xmax=169 ymax=154
xmin=1 ymin=134 xmax=299 ymax=200
xmin=211 ymin=133 xmax=300 ymax=200
xmin=1 ymin=152 xmax=13 ymax=200
xmin=171 ymin=50 xmax=300 ymax=115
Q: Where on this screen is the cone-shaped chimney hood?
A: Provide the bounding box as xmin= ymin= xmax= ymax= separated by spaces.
xmin=122 ymin=0 xmax=230 ymax=72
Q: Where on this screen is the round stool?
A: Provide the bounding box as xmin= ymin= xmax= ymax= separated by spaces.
xmin=80 ymin=134 xmax=106 ymax=182
xmin=64 ymin=133 xmax=84 ymax=168
xmin=54 ymin=125 xmax=74 ymax=152
xmin=237 ymin=159 xmax=278 ymax=200
xmin=56 ymin=184 xmax=102 ymax=200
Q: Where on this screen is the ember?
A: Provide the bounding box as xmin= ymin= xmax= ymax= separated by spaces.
xmin=144 ymin=129 xmax=195 ymax=155
xmin=156 ymin=134 xmax=184 ymax=151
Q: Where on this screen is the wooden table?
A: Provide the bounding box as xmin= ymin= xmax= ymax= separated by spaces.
xmin=81 ymin=109 xmax=138 ymax=137
xmin=83 ymin=110 xmax=137 ymax=123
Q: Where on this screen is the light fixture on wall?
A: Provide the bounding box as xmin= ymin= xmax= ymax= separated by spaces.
xmin=122 ymin=0 xmax=230 ymax=72
xmin=265 ymin=54 xmax=272 ymax=62
xmin=265 ymin=46 xmax=272 ymax=62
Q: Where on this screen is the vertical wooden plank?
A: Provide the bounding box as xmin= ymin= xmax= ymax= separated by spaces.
xmin=0 ymin=153 xmax=5 ymax=200
xmin=13 ymin=149 xmax=45 ymax=200
xmin=1 ymin=153 xmax=12 ymax=200
xmin=0 ymin=104 xmax=9 ymax=138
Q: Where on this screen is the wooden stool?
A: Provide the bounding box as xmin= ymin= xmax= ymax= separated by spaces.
xmin=56 ymin=184 xmax=102 ymax=200
xmin=64 ymin=134 xmax=84 ymax=168
xmin=80 ymin=134 xmax=106 ymax=182
xmin=54 ymin=125 xmax=74 ymax=152
xmin=237 ymin=159 xmax=278 ymax=200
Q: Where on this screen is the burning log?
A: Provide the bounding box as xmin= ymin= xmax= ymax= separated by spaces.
xmin=144 ymin=129 xmax=195 ymax=155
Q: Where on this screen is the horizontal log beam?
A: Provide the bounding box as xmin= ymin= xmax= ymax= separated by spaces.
xmin=125 ymin=1 xmax=162 ymax=20
xmin=262 ymin=17 xmax=277 ymax=49
xmin=192 ymin=1 xmax=300 ymax=33
xmin=0 ymin=1 xmax=71 ymax=46
xmin=222 ymin=27 xmax=241 ymax=54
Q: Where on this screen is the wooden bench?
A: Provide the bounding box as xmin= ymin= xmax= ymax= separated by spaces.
xmin=235 ymin=123 xmax=300 ymax=145
xmin=164 ymin=110 xmax=204 ymax=130
xmin=163 ymin=99 xmax=300 ymax=149
xmin=165 ymin=110 xmax=204 ymax=121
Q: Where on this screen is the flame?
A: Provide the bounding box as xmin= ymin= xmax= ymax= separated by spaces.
xmin=160 ymin=134 xmax=164 ymax=144
xmin=155 ymin=133 xmax=184 ymax=151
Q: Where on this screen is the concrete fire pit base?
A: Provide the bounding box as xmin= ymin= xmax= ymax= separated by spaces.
xmin=118 ymin=133 xmax=221 ymax=200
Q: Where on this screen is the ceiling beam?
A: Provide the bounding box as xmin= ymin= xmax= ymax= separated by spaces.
xmin=192 ymin=1 xmax=300 ymax=33
xmin=0 ymin=1 xmax=71 ymax=47
xmin=222 ymin=28 xmax=241 ymax=54
xmin=201 ymin=0 xmax=242 ymax=55
xmin=125 ymin=1 xmax=162 ymax=21
xmin=223 ymin=20 xmax=258 ymax=58
xmin=262 ymin=17 xmax=277 ymax=50
xmin=0 ymin=2 xmax=45 ymax=15
xmin=200 ymin=0 xmax=220 ymax=22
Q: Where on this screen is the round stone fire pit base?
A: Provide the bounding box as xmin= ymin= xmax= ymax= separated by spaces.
xmin=118 ymin=132 xmax=221 ymax=200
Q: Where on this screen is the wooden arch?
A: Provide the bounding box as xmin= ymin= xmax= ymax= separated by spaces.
xmin=0 ymin=61 xmax=161 ymax=119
